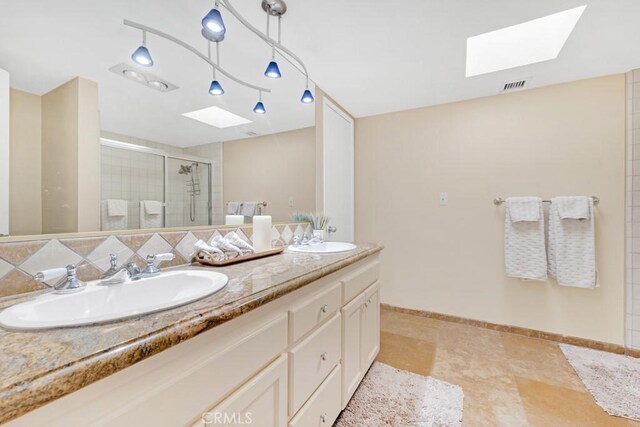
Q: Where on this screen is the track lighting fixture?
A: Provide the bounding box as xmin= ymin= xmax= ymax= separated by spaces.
xmin=253 ymin=91 xmax=266 ymax=114
xmin=131 ymin=30 xmax=153 ymax=67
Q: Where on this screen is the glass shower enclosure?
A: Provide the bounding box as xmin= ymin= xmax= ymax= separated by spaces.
xmin=100 ymin=138 xmax=212 ymax=231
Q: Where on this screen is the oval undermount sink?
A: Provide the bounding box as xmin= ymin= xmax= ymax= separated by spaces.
xmin=288 ymin=241 xmax=357 ymax=254
xmin=0 ymin=270 xmax=228 ymax=331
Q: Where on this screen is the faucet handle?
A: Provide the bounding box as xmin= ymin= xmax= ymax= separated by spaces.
xmin=142 ymin=253 xmax=175 ymax=277
xmin=146 ymin=253 xmax=175 ymax=264
xmin=36 ymin=265 xmax=85 ymax=294
xmin=35 ymin=267 xmax=68 ymax=283
xmin=109 ymin=253 xmax=118 ymax=270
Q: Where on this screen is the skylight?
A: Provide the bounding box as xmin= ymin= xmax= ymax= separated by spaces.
xmin=466 ymin=5 xmax=587 ymax=77
xmin=182 ymin=106 xmax=252 ymax=129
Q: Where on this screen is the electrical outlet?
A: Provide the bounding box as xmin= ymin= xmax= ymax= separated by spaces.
xmin=288 ymin=196 xmax=295 ymax=208
xmin=439 ymin=192 xmax=448 ymax=206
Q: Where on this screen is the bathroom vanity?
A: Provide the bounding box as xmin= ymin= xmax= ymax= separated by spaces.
xmin=0 ymin=244 xmax=382 ymax=426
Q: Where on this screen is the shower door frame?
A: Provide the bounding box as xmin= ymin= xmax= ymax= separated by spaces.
xmin=100 ymin=138 xmax=213 ymax=228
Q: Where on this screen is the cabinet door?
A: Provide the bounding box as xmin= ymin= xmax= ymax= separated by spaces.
xmin=362 ymin=282 xmax=380 ymax=370
xmin=193 ymin=355 xmax=288 ymax=427
xmin=341 ymin=291 xmax=366 ymax=409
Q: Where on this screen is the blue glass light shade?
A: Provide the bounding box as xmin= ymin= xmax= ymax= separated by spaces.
xmin=202 ymin=9 xmax=226 ymax=35
xmin=253 ymin=101 xmax=266 ymax=114
xmin=301 ymin=89 xmax=314 ymax=103
xmin=264 ymin=61 xmax=282 ymax=78
xmin=208 ymin=80 xmax=224 ymax=95
xmin=131 ymin=45 xmax=153 ymax=67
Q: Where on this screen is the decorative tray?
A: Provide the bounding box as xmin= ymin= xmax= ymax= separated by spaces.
xmin=192 ymin=246 xmax=285 ymax=267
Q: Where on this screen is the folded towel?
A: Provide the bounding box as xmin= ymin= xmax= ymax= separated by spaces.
xmin=555 ymin=196 xmax=591 ymax=220
xmin=548 ymin=197 xmax=597 ymax=288
xmin=106 ymin=199 xmax=127 ymax=217
xmin=224 ymin=232 xmax=255 ymax=254
xmin=505 ymin=197 xmax=541 ymax=222
xmin=241 ymin=201 xmax=258 ymax=217
xmin=227 ymin=201 xmax=241 ymax=215
xmin=193 ymin=240 xmax=225 ymax=262
xmin=504 ymin=198 xmax=547 ymax=281
xmin=212 ymin=235 xmax=242 ymax=259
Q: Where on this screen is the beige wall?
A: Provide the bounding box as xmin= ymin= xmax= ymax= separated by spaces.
xmin=223 ymin=127 xmax=316 ymax=222
xmin=77 ymin=78 xmax=100 ymax=232
xmin=9 ymin=89 xmax=42 ymax=235
xmin=355 ymin=75 xmax=626 ymax=344
xmin=42 ymin=77 xmax=100 ymax=234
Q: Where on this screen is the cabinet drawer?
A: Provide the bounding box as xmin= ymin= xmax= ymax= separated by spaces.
xmin=341 ymin=260 xmax=380 ymax=305
xmin=289 ymin=282 xmax=341 ymax=343
xmin=193 ymin=355 xmax=288 ymax=427
xmin=289 ymin=313 xmax=341 ymax=415
xmin=289 ymin=364 xmax=341 ymax=427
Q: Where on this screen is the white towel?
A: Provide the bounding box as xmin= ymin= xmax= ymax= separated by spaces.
xmin=139 ymin=201 xmax=162 ymax=229
xmin=194 ymin=240 xmax=225 ymax=261
xmin=241 ymin=201 xmax=258 ymax=217
xmin=555 ymin=196 xmax=591 ymax=220
xmin=142 ymin=200 xmax=163 ymax=215
xmin=548 ymin=197 xmax=597 ymax=288
xmin=101 ymin=201 xmax=128 ymax=231
xmin=506 ymin=197 xmax=541 ymax=222
xmin=106 ymin=199 xmax=127 ymax=217
xmin=504 ymin=198 xmax=547 ymax=281
xmin=227 ymin=201 xmax=241 ymax=215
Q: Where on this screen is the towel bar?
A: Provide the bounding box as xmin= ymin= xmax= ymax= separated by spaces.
xmin=493 ymin=197 xmax=599 ymax=206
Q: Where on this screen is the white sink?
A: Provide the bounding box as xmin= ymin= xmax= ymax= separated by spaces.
xmin=0 ymin=270 xmax=228 ymax=330
xmin=288 ymin=242 xmax=357 ymax=253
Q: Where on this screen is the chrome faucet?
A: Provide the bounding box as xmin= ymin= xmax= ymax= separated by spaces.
xmin=292 ymin=233 xmax=321 ymax=247
xmin=99 ymin=252 xmax=174 ymax=284
xmin=140 ymin=253 xmax=175 ymax=277
xmin=36 ymin=265 xmax=86 ymax=294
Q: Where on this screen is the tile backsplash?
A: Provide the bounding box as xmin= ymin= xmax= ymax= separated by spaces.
xmin=0 ymin=223 xmax=312 ymax=299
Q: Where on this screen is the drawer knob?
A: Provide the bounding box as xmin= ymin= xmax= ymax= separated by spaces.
xmin=320 ymin=413 xmax=327 ymax=423
xmin=320 ymin=352 xmax=328 ymax=361
xmin=321 ymin=304 xmax=328 ymax=313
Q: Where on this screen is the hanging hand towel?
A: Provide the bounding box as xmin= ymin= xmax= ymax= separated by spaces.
xmin=227 ymin=201 xmax=241 ymax=215
xmin=241 ymin=201 xmax=258 ymax=217
xmin=548 ymin=197 xmax=597 ymax=288
xmin=142 ymin=200 xmax=163 ymax=215
xmin=504 ymin=197 xmax=547 ymax=281
xmin=506 ymin=197 xmax=541 ymax=222
xmin=106 ymin=199 xmax=127 ymax=217
xmin=101 ymin=201 xmax=128 ymax=231
xmin=555 ymin=196 xmax=590 ymax=220
xmin=139 ymin=201 xmax=163 ymax=229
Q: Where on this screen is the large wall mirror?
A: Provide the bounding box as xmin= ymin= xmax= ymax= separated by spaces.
xmin=0 ymin=1 xmax=317 ymax=238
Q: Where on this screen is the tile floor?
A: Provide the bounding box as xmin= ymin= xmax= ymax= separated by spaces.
xmin=377 ymin=308 xmax=640 ymax=427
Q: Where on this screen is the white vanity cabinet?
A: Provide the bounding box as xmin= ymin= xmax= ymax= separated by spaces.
xmin=8 ymin=253 xmax=380 ymax=427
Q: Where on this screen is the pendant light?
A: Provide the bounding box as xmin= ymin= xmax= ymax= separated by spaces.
xmin=202 ymin=7 xmax=226 ymax=36
xmin=300 ymin=77 xmax=314 ymax=103
xmin=131 ymin=30 xmax=153 ymax=67
xmin=253 ymin=91 xmax=266 ymax=114
xmin=208 ymin=42 xmax=224 ymax=95
xmin=263 ymin=14 xmax=281 ymax=78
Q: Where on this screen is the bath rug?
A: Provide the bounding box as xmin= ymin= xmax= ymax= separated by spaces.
xmin=335 ymin=362 xmax=464 ymax=426
xmin=560 ymin=344 xmax=640 ymax=421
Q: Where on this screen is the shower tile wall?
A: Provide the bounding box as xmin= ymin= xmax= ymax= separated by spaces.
xmin=626 ymin=70 xmax=640 ymax=350
xmin=100 ymin=146 xmax=164 ymax=230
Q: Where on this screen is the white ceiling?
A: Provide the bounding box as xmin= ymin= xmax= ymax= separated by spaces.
xmin=2 ymin=1 xmax=640 ymax=147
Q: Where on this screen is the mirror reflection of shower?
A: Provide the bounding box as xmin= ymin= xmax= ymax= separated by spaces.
xmin=178 ymin=162 xmax=201 ymax=222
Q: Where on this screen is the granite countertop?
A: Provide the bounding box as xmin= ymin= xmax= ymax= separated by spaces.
xmin=0 ymin=243 xmax=382 ymax=424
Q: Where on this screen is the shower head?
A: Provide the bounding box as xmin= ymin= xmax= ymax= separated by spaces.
xmin=178 ymin=164 xmax=192 ymax=175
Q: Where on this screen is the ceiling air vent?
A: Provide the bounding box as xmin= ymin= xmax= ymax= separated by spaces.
xmin=502 ymin=79 xmax=528 ymax=92
xmin=245 ymin=131 xmax=259 ymax=137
